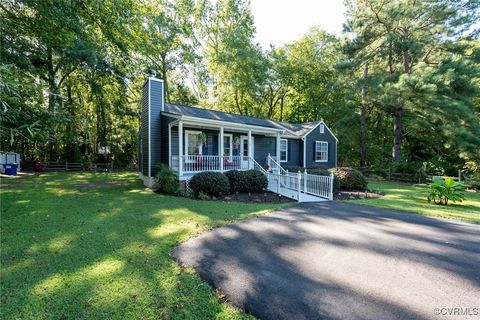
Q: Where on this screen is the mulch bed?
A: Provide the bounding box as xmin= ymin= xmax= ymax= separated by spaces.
xmin=219 ymin=191 xmax=295 ymax=204
xmin=334 ymin=190 xmax=384 ymax=200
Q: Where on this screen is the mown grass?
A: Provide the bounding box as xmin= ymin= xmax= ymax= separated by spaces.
xmin=351 ymin=180 xmax=480 ymax=224
xmin=1 ymin=172 xmax=287 ymax=319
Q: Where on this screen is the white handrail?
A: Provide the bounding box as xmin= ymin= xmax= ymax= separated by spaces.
xmin=267 ymin=154 xmax=287 ymax=175
xmin=249 ymin=156 xmax=267 ymax=174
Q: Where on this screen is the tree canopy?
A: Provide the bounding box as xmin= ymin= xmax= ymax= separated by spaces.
xmin=1 ymin=0 xmax=479 ymax=174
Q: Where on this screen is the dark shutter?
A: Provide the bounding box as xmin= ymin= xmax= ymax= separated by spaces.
xmin=313 ymin=142 xmax=316 ymax=161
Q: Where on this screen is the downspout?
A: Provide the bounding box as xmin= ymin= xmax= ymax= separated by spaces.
xmin=302 ymin=136 xmax=306 ymax=168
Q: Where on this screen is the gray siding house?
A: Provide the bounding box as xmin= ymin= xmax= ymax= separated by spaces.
xmin=139 ymin=77 xmax=338 ymax=187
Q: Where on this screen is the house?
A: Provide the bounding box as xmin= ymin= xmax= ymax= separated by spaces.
xmin=138 ymin=76 xmax=337 ymax=201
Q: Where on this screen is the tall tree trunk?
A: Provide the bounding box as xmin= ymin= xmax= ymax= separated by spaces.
xmin=359 ymin=64 xmax=368 ymax=167
xmin=392 ymin=98 xmax=403 ymax=161
xmin=160 ymin=54 xmax=169 ymax=103
xmin=47 ymin=47 xmax=59 ymax=161
xmin=392 ymin=49 xmax=411 ymax=162
xmin=280 ymin=94 xmax=284 ymax=121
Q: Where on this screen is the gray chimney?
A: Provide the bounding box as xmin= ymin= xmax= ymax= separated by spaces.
xmin=139 ymin=76 xmax=164 ymax=184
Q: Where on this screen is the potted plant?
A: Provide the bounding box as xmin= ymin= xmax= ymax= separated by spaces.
xmin=233 ymin=136 xmax=240 ymax=148
xmin=196 ymin=132 xmax=207 ymax=146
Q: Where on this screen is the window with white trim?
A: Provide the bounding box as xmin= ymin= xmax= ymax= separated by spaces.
xmin=280 ymin=139 xmax=288 ymax=162
xmin=223 ymin=134 xmax=232 ymax=157
xmin=185 ymin=130 xmax=202 ymax=156
xmin=319 ymin=123 xmax=325 ymax=134
xmin=315 ymin=141 xmax=328 ymax=162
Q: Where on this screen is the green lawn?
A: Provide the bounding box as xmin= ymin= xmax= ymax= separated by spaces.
xmin=1 ymin=172 xmax=287 ymax=320
xmin=351 ymin=180 xmax=480 ymax=224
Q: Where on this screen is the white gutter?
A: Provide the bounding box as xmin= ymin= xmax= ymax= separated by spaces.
xmin=162 ymin=112 xmax=285 ymax=135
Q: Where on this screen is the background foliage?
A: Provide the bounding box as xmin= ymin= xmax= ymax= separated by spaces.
xmin=1 ymin=0 xmax=479 ymax=174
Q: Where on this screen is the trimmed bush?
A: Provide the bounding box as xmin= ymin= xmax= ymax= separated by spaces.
xmin=283 ymin=164 xmax=329 ymax=173
xmin=189 ymin=171 xmax=230 ymax=197
xmin=155 ymin=165 xmax=179 ymax=194
xmin=224 ymin=170 xmax=243 ymax=193
xmin=244 ymin=170 xmax=268 ymax=192
xmin=330 ymin=167 xmax=368 ymax=190
xmin=306 ymin=164 xmax=329 ymax=170
xmin=224 ymin=170 xmax=268 ymax=193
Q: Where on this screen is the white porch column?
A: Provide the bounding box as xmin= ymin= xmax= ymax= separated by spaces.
xmin=248 ymin=130 xmax=252 ymax=169
xmin=276 ymin=132 xmax=281 ymax=163
xmin=220 ymin=127 xmax=224 ymax=172
xmin=168 ymin=124 xmax=172 ymax=167
xmin=178 ymin=121 xmax=183 ymax=177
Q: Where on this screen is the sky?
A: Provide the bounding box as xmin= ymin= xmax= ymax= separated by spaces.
xmin=251 ymin=0 xmax=346 ymax=49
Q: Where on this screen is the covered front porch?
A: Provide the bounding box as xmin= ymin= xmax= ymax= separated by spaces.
xmin=166 ymin=117 xmax=283 ymax=180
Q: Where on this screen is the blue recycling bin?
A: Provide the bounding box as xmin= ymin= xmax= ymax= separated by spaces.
xmin=4 ymin=164 xmax=18 ymax=176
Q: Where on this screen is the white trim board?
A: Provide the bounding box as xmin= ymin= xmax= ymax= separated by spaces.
xmin=303 ymin=121 xmax=338 ymax=142
xmin=184 ymin=129 xmax=203 ymax=156
xmin=279 ymin=138 xmax=288 ymax=162
xmin=220 ymin=133 xmax=233 ymax=157
xmin=314 ymin=141 xmax=329 ymax=163
xmin=161 ymin=113 xmax=285 ymax=135
xmin=148 ymin=78 xmax=152 ymax=177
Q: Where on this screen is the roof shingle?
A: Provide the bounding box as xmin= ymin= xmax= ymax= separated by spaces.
xmin=163 ymin=103 xmax=320 ymax=137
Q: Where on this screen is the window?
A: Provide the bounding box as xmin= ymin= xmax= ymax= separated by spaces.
xmin=223 ymin=134 xmax=232 ymax=157
xmin=242 ymin=139 xmax=249 ymax=156
xmin=185 ymin=130 xmax=203 ymax=156
xmin=319 ymin=123 xmax=325 ymax=134
xmin=315 ymin=141 xmax=328 ymax=162
xmin=280 ymin=139 xmax=288 ymax=162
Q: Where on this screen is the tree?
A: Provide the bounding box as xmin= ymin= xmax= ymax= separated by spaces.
xmin=344 ymin=0 xmax=480 ymax=162
xmin=197 ymin=0 xmax=267 ymax=115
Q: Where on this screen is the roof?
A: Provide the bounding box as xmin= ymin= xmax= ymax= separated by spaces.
xmin=275 ymin=121 xmax=321 ymax=137
xmin=163 ymin=103 xmax=329 ymax=138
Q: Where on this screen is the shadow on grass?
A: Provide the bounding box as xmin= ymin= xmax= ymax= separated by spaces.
xmin=1 ymin=172 xmax=280 ymax=319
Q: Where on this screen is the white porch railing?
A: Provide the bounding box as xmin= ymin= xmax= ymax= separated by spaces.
xmin=171 ymin=153 xmax=333 ymax=202
xmin=171 ymin=155 xmax=256 ymax=174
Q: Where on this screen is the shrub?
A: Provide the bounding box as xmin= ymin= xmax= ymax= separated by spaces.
xmin=244 ymin=170 xmax=268 ymax=192
xmin=224 ymin=170 xmax=268 ymax=193
xmin=427 ymin=177 xmax=466 ymax=205
xmin=330 ymin=167 xmax=368 ymax=190
xmin=155 ymin=165 xmax=179 ymax=194
xmin=390 ymin=161 xmax=422 ymax=174
xmin=306 ymin=164 xmax=329 ymax=170
xmin=189 ymin=171 xmax=230 ymax=197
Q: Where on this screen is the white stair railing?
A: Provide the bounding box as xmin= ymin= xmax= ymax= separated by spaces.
xmin=266 ymin=155 xmax=334 ymax=201
xmin=249 ymin=157 xmax=267 ymax=174
xmin=267 ymin=154 xmax=287 ymax=175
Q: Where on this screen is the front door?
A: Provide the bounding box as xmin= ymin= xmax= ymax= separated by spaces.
xmin=240 ymin=136 xmax=253 ymax=169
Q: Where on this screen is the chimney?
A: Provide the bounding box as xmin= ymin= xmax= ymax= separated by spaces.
xmin=139 ymin=71 xmax=164 ymax=184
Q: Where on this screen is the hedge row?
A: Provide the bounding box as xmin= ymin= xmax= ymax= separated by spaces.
xmin=190 ymin=170 xmax=268 ymax=198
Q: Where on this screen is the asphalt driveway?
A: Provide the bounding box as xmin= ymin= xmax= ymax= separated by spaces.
xmin=172 ymin=202 xmax=480 ymax=320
